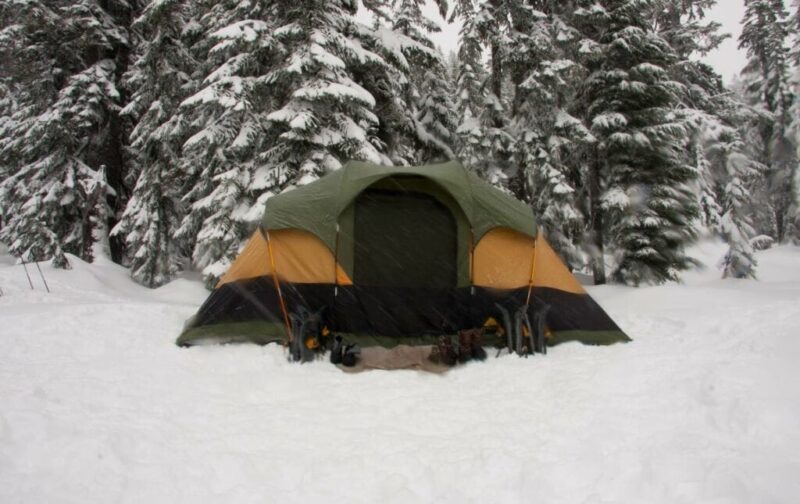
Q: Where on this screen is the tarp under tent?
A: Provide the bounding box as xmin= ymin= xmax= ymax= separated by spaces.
xmin=177 ymin=160 xmax=629 ymax=350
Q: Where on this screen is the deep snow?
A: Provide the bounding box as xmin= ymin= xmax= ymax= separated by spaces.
xmin=1 ymin=241 xmax=799 ymax=504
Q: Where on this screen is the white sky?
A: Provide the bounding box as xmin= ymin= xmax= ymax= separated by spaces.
xmin=412 ymin=0 xmax=749 ymax=84
xmin=702 ymin=0 xmax=748 ymax=82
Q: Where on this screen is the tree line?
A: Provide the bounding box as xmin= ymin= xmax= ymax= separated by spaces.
xmin=1 ymin=0 xmax=798 ymax=288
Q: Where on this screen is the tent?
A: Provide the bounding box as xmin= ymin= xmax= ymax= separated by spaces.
xmin=177 ymin=160 xmax=629 ymax=349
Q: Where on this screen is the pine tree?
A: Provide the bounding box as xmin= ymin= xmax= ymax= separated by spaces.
xmin=739 ymin=0 xmax=798 ymax=243
xmin=452 ymin=0 xmax=489 ymax=172
xmin=386 ymin=0 xmax=456 ymax=163
xmin=575 ymin=0 xmax=699 ymax=285
xmin=646 ymin=1 xmax=768 ymax=274
xmin=415 ymin=65 xmax=458 ymax=162
xmin=506 ymin=4 xmax=592 ymax=268
xmin=0 ymin=1 xmax=136 ymax=267
xmin=177 ymin=1 xmax=399 ymax=283
xmin=716 ymin=139 xmax=760 ymax=279
xmin=0 ymin=79 xmax=15 ymax=200
xmin=112 ymin=0 xmax=199 ymax=287
xmin=173 ymin=0 xmax=282 ymax=283
xmin=452 ymin=0 xmax=515 ymax=188
xmin=788 ymin=0 xmax=800 ymax=241
xmin=649 ymin=0 xmax=728 ymax=57
xmin=701 ymin=110 xmax=763 ymax=278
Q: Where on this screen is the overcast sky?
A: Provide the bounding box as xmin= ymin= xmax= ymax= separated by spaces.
xmin=412 ymin=0 xmax=748 ymax=83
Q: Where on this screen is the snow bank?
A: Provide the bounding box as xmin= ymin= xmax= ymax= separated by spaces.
xmin=1 ymin=243 xmax=799 ymax=503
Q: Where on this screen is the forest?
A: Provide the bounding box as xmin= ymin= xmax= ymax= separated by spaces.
xmin=1 ymin=0 xmax=798 ymax=288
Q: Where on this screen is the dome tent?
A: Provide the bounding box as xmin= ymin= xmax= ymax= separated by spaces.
xmin=177 ymin=160 xmax=629 ymax=349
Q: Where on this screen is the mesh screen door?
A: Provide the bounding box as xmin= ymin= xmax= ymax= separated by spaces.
xmin=353 ymin=189 xmax=457 ymax=289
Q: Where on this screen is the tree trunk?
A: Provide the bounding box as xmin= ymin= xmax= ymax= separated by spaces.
xmin=589 ymin=146 xmax=606 ymax=285
xmin=102 ymin=0 xmax=135 ymax=263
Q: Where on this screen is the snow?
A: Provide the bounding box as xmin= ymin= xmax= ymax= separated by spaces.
xmin=211 ymin=20 xmax=270 ymax=45
xmin=592 ymin=112 xmax=628 ymax=130
xmin=1 ymin=242 xmax=800 ymax=503
xmin=293 ymin=81 xmax=376 ymax=108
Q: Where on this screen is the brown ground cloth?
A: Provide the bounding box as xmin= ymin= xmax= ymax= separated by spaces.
xmin=339 ymin=345 xmax=450 ymax=374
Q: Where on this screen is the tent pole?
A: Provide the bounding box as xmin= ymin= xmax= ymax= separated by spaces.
xmin=333 ymin=223 xmax=340 ymax=318
xmin=263 ymin=227 xmax=293 ymax=342
xmin=334 ymin=224 xmax=341 ymax=295
xmin=524 ymin=229 xmax=540 ymax=307
xmin=469 ymin=228 xmax=475 ymax=296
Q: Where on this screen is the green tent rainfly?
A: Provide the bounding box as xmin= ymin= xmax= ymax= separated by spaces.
xmin=178 ymin=160 xmax=629 ymax=349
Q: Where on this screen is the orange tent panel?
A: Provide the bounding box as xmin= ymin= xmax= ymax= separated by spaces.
xmin=473 ymin=227 xmax=585 ymax=294
xmin=473 ymin=227 xmax=536 ymax=289
xmin=217 ymin=229 xmax=352 ymax=286
xmin=532 ymin=236 xmax=585 ymax=295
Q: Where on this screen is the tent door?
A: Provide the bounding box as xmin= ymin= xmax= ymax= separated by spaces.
xmin=353 ymin=189 xmax=457 ymax=289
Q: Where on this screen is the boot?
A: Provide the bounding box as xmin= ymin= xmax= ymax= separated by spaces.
xmin=436 ymin=335 xmax=458 ymax=366
xmin=330 ymin=335 xmax=344 ymax=365
xmin=470 ymin=329 xmax=487 ymax=361
xmin=341 ymin=344 xmax=360 ymax=367
xmin=458 ymin=330 xmax=472 ymax=363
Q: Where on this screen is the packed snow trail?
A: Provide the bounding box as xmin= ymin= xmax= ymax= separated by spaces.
xmin=1 ymin=242 xmax=798 ymax=503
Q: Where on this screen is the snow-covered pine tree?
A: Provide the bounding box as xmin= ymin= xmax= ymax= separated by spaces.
xmin=306 ymin=2 xmax=454 ymax=168
xmin=649 ymin=0 xmax=728 ymax=58
xmin=648 ymin=1 xmax=768 ymax=274
xmin=693 ymin=86 xmax=765 ymax=279
xmin=174 ymin=0 xmax=282 ymax=284
xmin=708 ymin=125 xmax=761 ymax=278
xmin=694 ymin=141 xmax=723 ymax=230
xmin=0 ymin=78 xmax=14 ymax=192
xmin=788 ymin=0 xmax=800 ymax=241
xmin=739 ymin=0 xmax=798 ymax=243
xmin=452 ymin=0 xmax=515 ymax=188
xmin=451 ymin=0 xmax=489 ymax=172
xmin=0 ymin=0 xmax=136 ymax=267
xmin=375 ymin=0 xmax=456 ymax=164
xmin=263 ymin=1 xmax=397 ymax=177
xmin=178 ymin=1 xmax=400 ymax=284
xmin=112 ymin=0 xmax=200 ymax=287
xmin=575 ymin=0 xmax=699 ymax=285
xmin=505 ymin=4 xmax=592 ymax=268
xmin=415 ymin=65 xmax=458 ymax=162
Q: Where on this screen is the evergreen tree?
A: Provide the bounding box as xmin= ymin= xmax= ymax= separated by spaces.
xmin=452 ymin=0 xmax=515 ymax=188
xmin=575 ymin=0 xmax=699 ymax=285
xmin=415 ymin=65 xmax=458 ymax=162
xmin=506 ymin=4 xmax=592 ymax=268
xmin=177 ymin=1 xmax=400 ymax=283
xmin=701 ymin=112 xmax=763 ymax=278
xmin=388 ymin=0 xmax=456 ymax=163
xmin=716 ymin=139 xmax=760 ymax=279
xmin=649 ymin=0 xmax=727 ymax=57
xmin=112 ymin=0 xmax=199 ymax=287
xmin=647 ymin=1 xmax=768 ymax=274
xmin=739 ymin=0 xmax=798 ymax=242
xmin=0 ymin=1 xmax=136 ymax=267
xmin=452 ymin=0 xmax=489 ymax=172
xmin=788 ymin=0 xmax=800 ymax=240
xmin=173 ymin=0 xmax=282 ymax=283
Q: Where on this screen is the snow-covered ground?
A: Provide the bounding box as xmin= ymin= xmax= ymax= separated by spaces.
xmin=1 ymin=241 xmax=799 ymax=504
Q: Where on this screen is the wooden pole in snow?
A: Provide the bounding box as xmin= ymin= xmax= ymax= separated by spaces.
xmin=34 ymin=261 xmax=50 ymax=293
xmin=20 ymin=258 xmax=34 ymax=290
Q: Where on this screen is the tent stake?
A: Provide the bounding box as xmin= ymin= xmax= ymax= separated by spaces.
xmin=34 ymin=261 xmax=50 ymax=293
